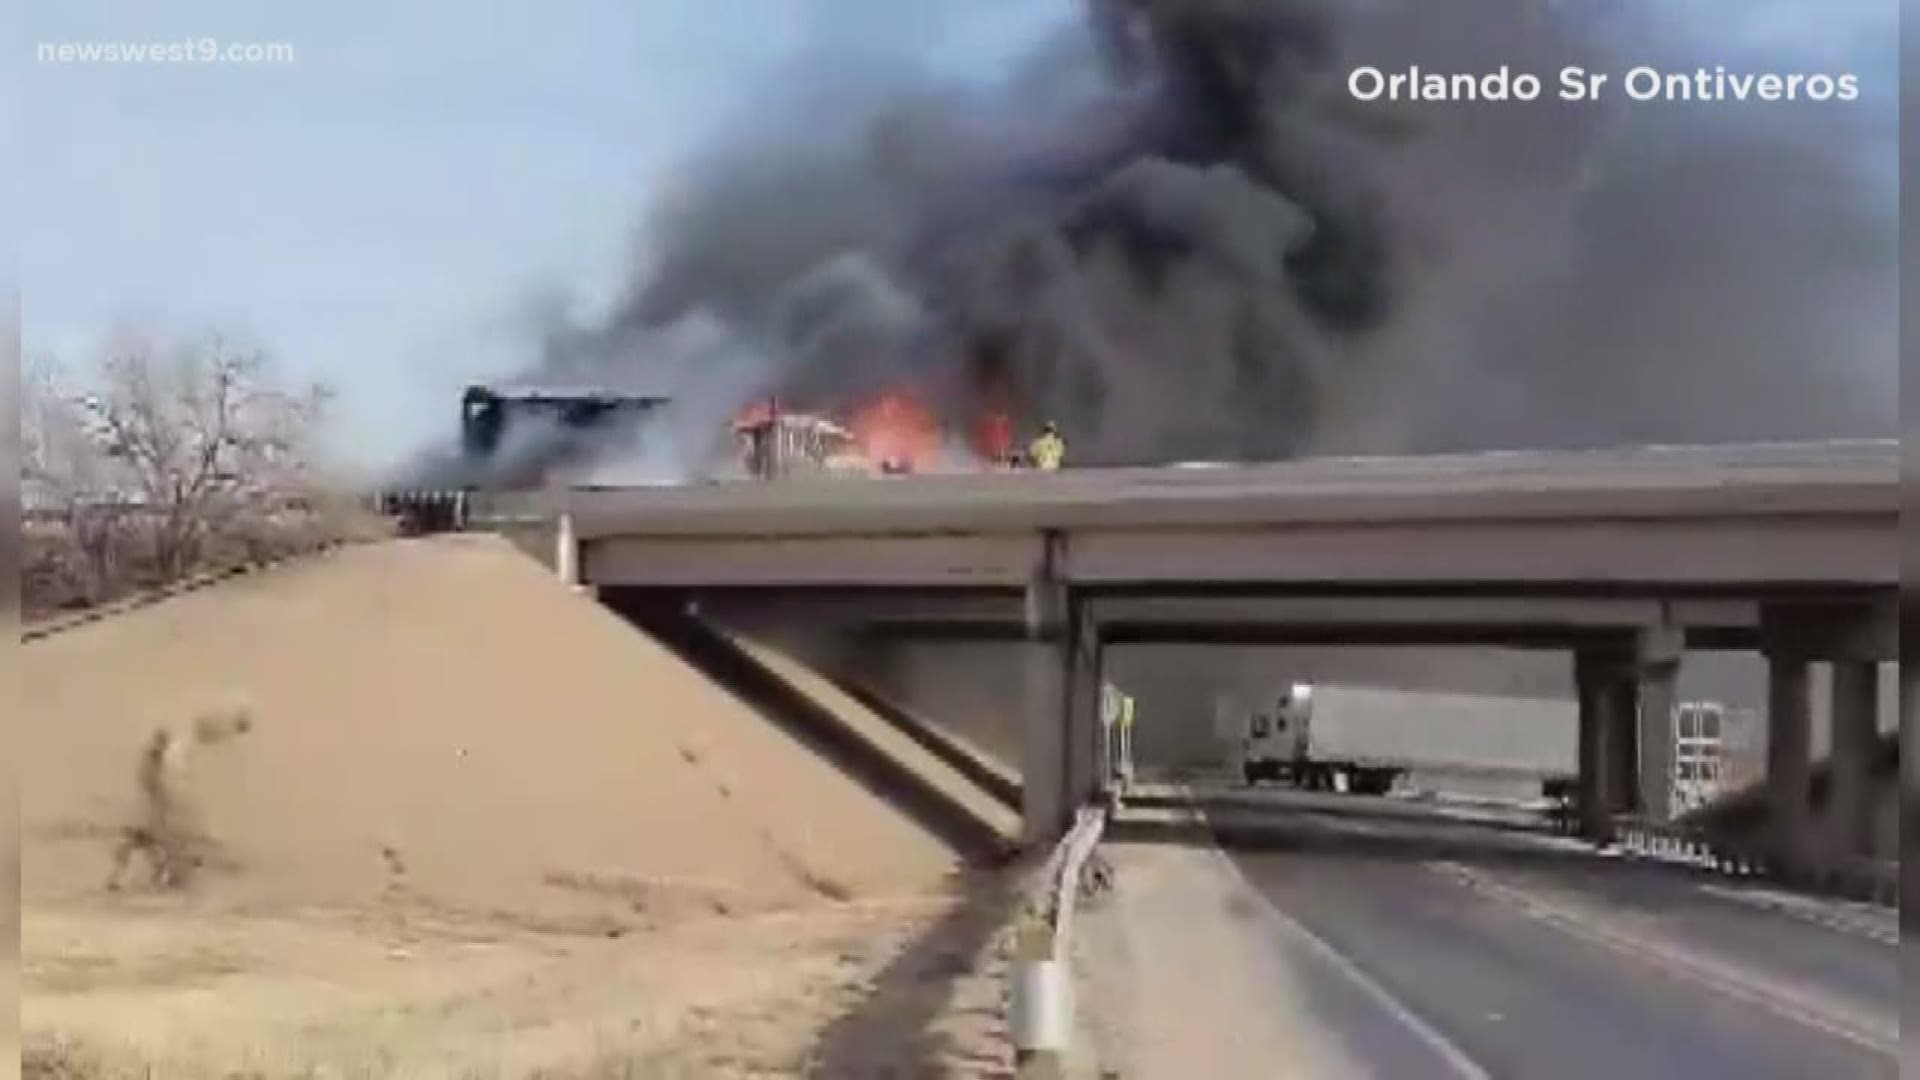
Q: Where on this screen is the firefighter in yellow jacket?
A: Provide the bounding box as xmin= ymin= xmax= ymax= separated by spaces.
xmin=1029 ymin=421 xmax=1065 ymax=470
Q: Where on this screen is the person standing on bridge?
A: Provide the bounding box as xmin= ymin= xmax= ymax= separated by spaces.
xmin=1029 ymin=421 xmax=1065 ymax=471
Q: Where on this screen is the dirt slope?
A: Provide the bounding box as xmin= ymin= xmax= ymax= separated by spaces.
xmin=21 ymin=535 xmax=965 ymax=929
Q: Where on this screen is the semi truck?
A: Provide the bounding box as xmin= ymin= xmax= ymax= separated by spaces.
xmin=731 ymin=406 xmax=877 ymax=480
xmin=1226 ymin=681 xmax=1579 ymax=798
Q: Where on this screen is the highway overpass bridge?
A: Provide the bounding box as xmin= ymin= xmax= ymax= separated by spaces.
xmin=513 ymin=440 xmax=1899 ymax=882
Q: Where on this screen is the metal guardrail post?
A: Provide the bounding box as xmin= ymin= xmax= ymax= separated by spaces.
xmin=1010 ymin=914 xmax=1069 ymax=1078
xmin=1009 ymin=805 xmax=1105 ymax=1078
xmin=555 ymin=511 xmax=581 ymax=588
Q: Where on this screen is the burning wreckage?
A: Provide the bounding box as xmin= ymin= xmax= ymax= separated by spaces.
xmin=458 ymin=382 xmax=1031 ymax=482
xmin=383 ymin=381 xmax=1039 ymax=531
xmin=392 ymin=0 xmax=1892 ymax=523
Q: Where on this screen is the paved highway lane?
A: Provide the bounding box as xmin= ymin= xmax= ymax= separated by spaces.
xmin=1083 ymin=801 xmax=1897 ymax=1078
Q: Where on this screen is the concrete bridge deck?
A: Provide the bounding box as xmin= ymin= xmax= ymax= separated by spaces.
xmin=551 ymin=440 xmax=1896 ymax=591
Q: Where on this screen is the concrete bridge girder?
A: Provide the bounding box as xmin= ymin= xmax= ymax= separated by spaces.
xmin=562 ymin=443 xmax=1896 ymax=850
xmin=656 ymin=585 xmax=1895 ymax=854
xmin=580 ymin=522 xmax=1894 ymax=591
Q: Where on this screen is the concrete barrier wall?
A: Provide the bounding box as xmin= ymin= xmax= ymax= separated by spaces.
xmin=857 ymin=640 xmax=1026 ymax=772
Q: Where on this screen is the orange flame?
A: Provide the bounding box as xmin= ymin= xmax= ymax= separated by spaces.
xmin=973 ymin=403 xmax=1014 ymax=462
xmin=732 ymin=397 xmax=781 ymax=430
xmin=845 ymin=388 xmax=943 ymax=473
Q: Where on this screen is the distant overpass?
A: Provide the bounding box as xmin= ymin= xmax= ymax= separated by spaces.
xmin=503 ymin=440 xmax=1899 ymax=884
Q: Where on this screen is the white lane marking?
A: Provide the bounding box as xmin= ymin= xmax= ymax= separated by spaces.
xmin=1297 ymin=811 xmax=1393 ymax=838
xmin=1208 ymin=846 xmax=1493 ymax=1080
xmin=1430 ymin=861 xmax=1898 ymax=1057
xmin=1695 ymin=883 xmax=1900 ymax=946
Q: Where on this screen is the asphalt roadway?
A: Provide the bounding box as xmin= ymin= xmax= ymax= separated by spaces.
xmin=1080 ymin=793 xmax=1898 ymax=1079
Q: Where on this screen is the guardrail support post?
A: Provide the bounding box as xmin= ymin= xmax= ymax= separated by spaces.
xmin=556 ymin=511 xmax=582 ymax=589
xmin=1010 ymin=917 xmax=1069 ymax=1079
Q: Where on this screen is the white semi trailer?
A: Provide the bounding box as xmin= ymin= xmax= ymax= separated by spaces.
xmin=1225 ymin=682 xmax=1579 ymax=797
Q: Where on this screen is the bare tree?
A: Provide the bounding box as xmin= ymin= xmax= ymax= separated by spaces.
xmin=88 ymin=333 xmax=332 ymax=578
xmin=23 ymin=351 xmax=133 ymax=605
xmin=2 ymin=297 xmax=21 ymax=618
xmin=24 ymin=330 xmax=334 ymax=605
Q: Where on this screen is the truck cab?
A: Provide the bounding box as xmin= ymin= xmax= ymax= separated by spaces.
xmin=1238 ymin=681 xmax=1403 ymax=795
xmin=1242 ymin=682 xmax=1313 ymax=785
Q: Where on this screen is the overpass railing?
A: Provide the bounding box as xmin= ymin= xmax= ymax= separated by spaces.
xmin=373 ymin=490 xmax=473 ymax=535
xmin=1008 ymin=805 xmax=1108 ymax=1078
xmin=1610 ymin=815 xmax=1898 ymax=907
xmin=373 ymin=489 xmax=569 ymax=537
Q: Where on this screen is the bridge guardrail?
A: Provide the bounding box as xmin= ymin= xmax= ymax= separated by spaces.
xmin=1610 ymin=815 xmax=1897 ymax=907
xmin=374 ymin=489 xmax=473 ymax=534
xmin=375 ymin=489 xmax=570 ymax=539
xmin=1008 ymin=805 xmax=1107 ymax=1079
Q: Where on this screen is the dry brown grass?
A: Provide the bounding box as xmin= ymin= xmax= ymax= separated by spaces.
xmin=20 ymin=1036 xmax=735 ymax=1080
xmin=21 ymin=891 xmax=1012 ymax=1080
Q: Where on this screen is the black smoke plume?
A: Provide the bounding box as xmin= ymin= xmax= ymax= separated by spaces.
xmin=442 ymin=0 xmax=1897 ymax=483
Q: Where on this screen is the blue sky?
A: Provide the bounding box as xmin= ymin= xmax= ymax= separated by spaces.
xmin=21 ymin=0 xmax=1074 ymax=472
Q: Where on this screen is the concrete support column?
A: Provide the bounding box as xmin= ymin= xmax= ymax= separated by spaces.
xmin=1020 ymin=541 xmax=1071 ymax=845
xmin=1635 ymin=626 xmax=1684 ymax=824
xmin=1606 ymin=671 xmax=1641 ymax=816
xmin=1902 ymin=659 xmax=1917 ymax=792
xmin=1901 ymin=656 xmax=1916 ymax=922
xmin=1825 ymin=661 xmax=1880 ymax=859
xmin=1575 ymin=651 xmax=1618 ymax=843
xmin=1902 ymin=657 xmax=1918 ymax=812
xmin=1765 ymin=653 xmax=1814 ymax=879
xmin=1063 ymin=614 xmax=1104 ymax=818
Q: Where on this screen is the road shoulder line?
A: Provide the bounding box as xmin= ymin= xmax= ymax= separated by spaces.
xmin=1206 ymin=845 xmax=1493 ymax=1080
xmin=1429 ymin=860 xmax=1897 ymax=1057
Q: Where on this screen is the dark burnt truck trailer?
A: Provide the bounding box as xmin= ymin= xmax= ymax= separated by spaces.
xmin=382 ymin=385 xmax=669 ymax=534
xmin=457 ymin=384 xmax=668 ymax=470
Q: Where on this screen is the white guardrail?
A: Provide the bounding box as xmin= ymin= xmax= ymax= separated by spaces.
xmin=1611 ymin=815 xmax=1898 ymax=907
xmin=1009 ymin=805 xmax=1108 ymax=1079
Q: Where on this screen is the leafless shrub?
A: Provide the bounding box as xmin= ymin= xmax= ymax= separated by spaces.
xmin=22 ymin=329 xmax=367 ymax=617
xmin=108 ymin=701 xmax=256 ymax=894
